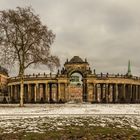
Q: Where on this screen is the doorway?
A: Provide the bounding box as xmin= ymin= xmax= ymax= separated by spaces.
xmin=68 ymin=72 xmax=83 ymax=103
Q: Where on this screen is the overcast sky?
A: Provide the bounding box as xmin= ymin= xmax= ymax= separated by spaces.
xmin=1 ymin=0 xmax=140 ymax=76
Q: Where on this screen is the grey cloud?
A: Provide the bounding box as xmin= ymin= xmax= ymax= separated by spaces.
xmin=0 ymin=0 xmax=140 ymax=76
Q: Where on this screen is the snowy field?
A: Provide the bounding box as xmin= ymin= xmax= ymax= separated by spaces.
xmin=0 ymin=104 xmax=140 ymax=133
xmin=1 ymin=103 xmax=140 ymax=116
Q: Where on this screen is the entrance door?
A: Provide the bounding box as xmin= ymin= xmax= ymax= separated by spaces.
xmin=68 ymin=72 xmax=83 ymax=103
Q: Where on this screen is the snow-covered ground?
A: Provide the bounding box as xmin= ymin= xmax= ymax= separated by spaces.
xmin=0 ymin=104 xmax=140 ymax=117
xmin=0 ymin=104 xmax=140 ymax=133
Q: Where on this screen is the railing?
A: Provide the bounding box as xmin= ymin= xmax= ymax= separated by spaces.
xmin=9 ymin=73 xmax=57 ymax=80
xmin=96 ymin=73 xmax=140 ymax=80
xmin=9 ymin=72 xmax=140 ymax=81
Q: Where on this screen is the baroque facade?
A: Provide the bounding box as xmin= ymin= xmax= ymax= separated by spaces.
xmin=6 ymin=56 xmax=140 ymax=103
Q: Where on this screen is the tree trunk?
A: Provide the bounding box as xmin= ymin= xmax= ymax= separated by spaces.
xmin=19 ymin=70 xmax=24 ymax=107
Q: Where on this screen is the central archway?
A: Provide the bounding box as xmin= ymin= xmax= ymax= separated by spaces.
xmin=68 ymin=72 xmax=83 ymax=103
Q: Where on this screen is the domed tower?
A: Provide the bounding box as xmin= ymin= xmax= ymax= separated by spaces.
xmin=62 ymin=56 xmax=92 ymax=77
xmin=60 ymin=56 xmax=92 ymax=103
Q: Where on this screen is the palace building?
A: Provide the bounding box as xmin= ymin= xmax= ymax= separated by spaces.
xmin=0 ymin=66 xmax=8 ymax=102
xmin=3 ymin=56 xmax=140 ymax=103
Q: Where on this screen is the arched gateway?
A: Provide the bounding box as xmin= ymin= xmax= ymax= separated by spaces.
xmin=63 ymin=56 xmax=92 ymax=102
xmin=8 ymin=56 xmax=140 ymax=103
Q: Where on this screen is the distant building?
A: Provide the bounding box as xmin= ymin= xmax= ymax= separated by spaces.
xmin=0 ymin=66 xmax=8 ymax=102
xmin=6 ymin=56 xmax=140 ymax=103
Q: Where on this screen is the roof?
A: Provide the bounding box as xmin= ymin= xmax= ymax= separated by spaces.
xmin=69 ymin=56 xmax=84 ymax=63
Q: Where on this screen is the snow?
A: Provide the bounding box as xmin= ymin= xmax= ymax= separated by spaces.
xmin=0 ymin=104 xmax=140 ymax=133
xmin=0 ymin=104 xmax=140 ymax=116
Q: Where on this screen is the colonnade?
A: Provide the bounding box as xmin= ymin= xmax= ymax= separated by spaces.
xmin=8 ymin=82 xmax=140 ymax=103
xmin=8 ymin=83 xmax=67 ymax=103
xmin=89 ymin=83 xmax=140 ymax=103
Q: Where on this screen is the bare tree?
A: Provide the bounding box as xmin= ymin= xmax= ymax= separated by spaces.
xmin=0 ymin=7 xmax=60 ymax=106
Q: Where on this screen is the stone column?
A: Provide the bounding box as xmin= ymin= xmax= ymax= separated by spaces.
xmin=130 ymin=84 xmax=132 ymax=103
xmin=64 ymin=83 xmax=67 ymax=102
xmin=13 ymin=85 xmax=15 ymax=101
xmin=138 ymin=85 xmax=140 ymax=103
xmin=18 ymin=85 xmax=20 ymax=101
xmin=85 ymin=82 xmax=88 ymax=102
xmin=112 ymin=84 xmax=115 ymax=103
xmin=27 ymin=84 xmax=31 ymax=102
xmin=14 ymin=85 xmax=17 ymax=101
xmin=136 ymin=85 xmax=138 ymax=103
xmin=139 ymin=85 xmax=140 ymax=103
xmin=51 ymin=83 xmax=55 ymax=101
xmin=118 ymin=84 xmax=122 ymax=103
xmin=110 ymin=84 xmax=113 ymax=103
xmin=115 ymin=84 xmax=118 ymax=103
xmin=43 ymin=84 xmax=46 ymax=101
xmin=133 ymin=85 xmax=136 ymax=103
xmin=58 ymin=83 xmax=61 ymax=101
xmin=97 ymin=84 xmax=101 ymax=102
xmin=94 ymin=84 xmax=97 ymax=102
xmin=56 ymin=83 xmax=58 ymax=102
xmin=96 ymin=84 xmax=99 ymax=102
xmin=36 ymin=83 xmax=40 ymax=102
xmin=50 ymin=83 xmax=53 ymax=102
xmin=100 ymin=84 xmax=103 ymax=103
xmin=39 ymin=84 xmax=43 ymax=100
xmin=92 ymin=84 xmax=95 ymax=102
xmin=103 ymin=84 xmax=106 ymax=102
xmin=123 ymin=84 xmax=126 ymax=103
xmin=105 ymin=84 xmax=108 ymax=103
xmin=132 ymin=85 xmax=134 ymax=102
xmin=11 ymin=85 xmax=13 ymax=102
xmin=34 ymin=83 xmax=37 ymax=103
xmin=24 ymin=84 xmax=28 ymax=102
xmin=66 ymin=83 xmax=69 ymax=102
xmin=45 ymin=83 xmax=49 ymax=102
xmin=61 ymin=83 xmax=64 ymax=101
xmin=108 ymin=84 xmax=110 ymax=103
xmin=125 ymin=84 xmax=128 ymax=103
xmin=111 ymin=84 xmax=114 ymax=103
xmin=127 ymin=84 xmax=130 ymax=103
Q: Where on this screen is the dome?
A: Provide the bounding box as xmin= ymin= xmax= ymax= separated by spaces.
xmin=69 ymin=56 xmax=84 ymax=63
